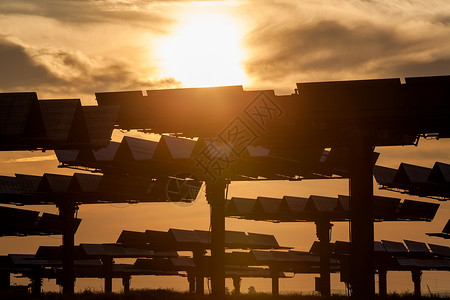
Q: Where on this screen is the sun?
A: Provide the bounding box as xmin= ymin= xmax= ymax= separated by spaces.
xmin=158 ymin=11 xmax=247 ymax=88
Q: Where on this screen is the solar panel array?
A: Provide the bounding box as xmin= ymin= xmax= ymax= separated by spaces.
xmin=95 ymin=76 xmax=450 ymax=147
xmin=55 ymin=135 xmax=380 ymax=182
xmin=312 ymin=239 xmax=450 ymax=272
xmin=0 ymin=92 xmax=118 ymax=150
xmin=0 ymin=172 xmax=201 ymax=205
xmin=374 ymin=162 xmax=450 ymax=200
xmin=0 ymin=206 xmax=81 ymax=236
xmin=225 ymin=195 xmax=439 ymax=222
xmin=116 ymin=228 xmax=285 ymax=250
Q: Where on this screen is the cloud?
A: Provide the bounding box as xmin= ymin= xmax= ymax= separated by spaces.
xmin=242 ymin=1 xmax=450 ymax=86
xmin=0 ymin=38 xmax=62 ymax=90
xmin=0 ymin=36 xmax=180 ymax=99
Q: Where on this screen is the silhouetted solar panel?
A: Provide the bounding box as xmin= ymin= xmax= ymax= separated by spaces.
xmin=227 ymin=197 xmax=256 ymax=216
xmin=255 ymin=197 xmax=282 ymax=214
xmin=403 ymin=240 xmax=431 ymax=255
xmin=0 ymin=206 xmax=39 ymax=236
xmin=15 ymin=174 xmax=41 ymax=193
xmin=373 ymin=196 xmax=401 ymax=220
xmin=116 ymin=230 xmax=148 ymax=245
xmin=68 ymin=173 xmax=102 ymax=193
xmin=82 ymin=105 xmax=118 ymax=146
xmin=381 ymin=240 xmax=408 ymax=254
xmin=394 ymin=163 xmax=432 ymax=184
xmin=39 ymin=99 xmax=88 ymax=142
xmin=396 ymin=199 xmax=439 ymax=221
xmin=428 ymin=243 xmax=450 ymax=257
xmin=37 ymin=173 xmax=72 ymax=193
xmin=428 ymin=162 xmax=450 ymax=184
xmin=281 ymin=196 xmax=309 ymax=213
xmin=373 ymin=165 xmax=397 ymax=186
xmin=115 ymin=136 xmax=158 ymax=161
xmin=37 ymin=213 xmax=81 ymax=235
xmin=0 ymin=206 xmax=81 ymax=236
xmin=307 ymin=195 xmax=338 ymax=213
xmin=248 ymin=233 xmax=279 ymax=249
xmin=80 ymin=243 xmax=155 ymax=258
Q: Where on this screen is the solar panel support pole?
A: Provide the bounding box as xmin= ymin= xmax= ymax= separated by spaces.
xmin=270 ymin=267 xmax=280 ymax=296
xmin=193 ymin=249 xmax=205 ymax=295
xmin=102 ymin=257 xmax=113 ymax=294
xmin=378 ymin=269 xmax=387 ymax=298
xmin=58 ymin=201 xmax=77 ymax=295
xmin=0 ymin=270 xmax=10 ymax=289
xmin=31 ymin=266 xmax=43 ymax=297
xmin=232 ymin=276 xmax=241 ymax=295
xmin=188 ymin=273 xmax=196 ymax=293
xmin=411 ymin=269 xmax=422 ymax=297
xmin=122 ymin=276 xmax=131 ymax=293
xmin=349 ymin=134 xmax=375 ymax=300
xmin=315 ymin=218 xmax=332 ymax=297
xmin=206 ymin=179 xmax=227 ymax=299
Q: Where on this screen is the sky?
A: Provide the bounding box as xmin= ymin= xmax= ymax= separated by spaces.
xmin=1 ymin=0 xmax=450 ymax=294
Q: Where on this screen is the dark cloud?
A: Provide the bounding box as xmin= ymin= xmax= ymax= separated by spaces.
xmin=0 ymin=0 xmax=173 ymax=32
xmin=0 ymin=38 xmax=62 ymax=90
xmin=0 ymin=36 xmax=179 ymax=97
xmin=244 ymin=20 xmax=419 ymax=81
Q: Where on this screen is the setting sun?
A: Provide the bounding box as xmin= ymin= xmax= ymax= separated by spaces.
xmin=158 ymin=11 xmax=247 ymax=87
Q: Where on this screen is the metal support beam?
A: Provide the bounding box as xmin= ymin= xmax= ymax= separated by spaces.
xmin=232 ymin=276 xmax=241 ymax=295
xmin=122 ymin=276 xmax=131 ymax=293
xmin=31 ymin=267 xmax=42 ymax=297
xmin=193 ymin=249 xmax=205 ymax=295
xmin=206 ymin=179 xmax=227 ymax=299
xmin=271 ymin=269 xmax=279 ymax=296
xmin=315 ymin=218 xmax=332 ymax=297
xmin=378 ymin=269 xmax=387 ymax=298
xmin=188 ymin=273 xmax=195 ymax=293
xmin=0 ymin=270 xmax=10 ymax=289
xmin=59 ymin=201 xmax=77 ymax=295
xmin=411 ymin=269 xmax=422 ymax=297
xmin=349 ymin=136 xmax=375 ymax=300
xmin=102 ymin=257 xmax=113 ymax=294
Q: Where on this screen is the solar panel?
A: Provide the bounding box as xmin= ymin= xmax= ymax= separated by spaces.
xmin=39 ymin=99 xmax=83 ymax=141
xmin=116 ymin=230 xmax=148 ymax=245
xmin=428 ymin=162 xmax=450 ymax=184
xmin=0 ymin=92 xmax=40 ymax=137
xmin=381 ymin=240 xmax=408 ymax=253
xmin=82 ymin=105 xmax=118 ymax=147
xmin=428 ymin=243 xmax=450 ymax=257
xmin=373 ymin=196 xmax=401 ymax=220
xmin=394 ymin=163 xmax=432 ymax=184
xmin=396 ymin=199 xmax=439 ymax=221
xmin=115 ymin=136 xmax=158 ymax=161
xmin=373 ymin=165 xmax=397 ymax=186
xmin=308 ymin=195 xmax=338 ymax=213
xmin=37 ymin=173 xmax=72 ymax=193
xmin=227 ymin=197 xmax=256 ymax=215
xmin=80 ymin=243 xmax=155 ymax=258
xmin=281 ymin=196 xmax=309 ymax=213
xmin=255 ymin=197 xmax=282 ymax=214
xmin=247 ymin=233 xmax=279 ymax=249
xmin=403 ymin=240 xmax=430 ymax=254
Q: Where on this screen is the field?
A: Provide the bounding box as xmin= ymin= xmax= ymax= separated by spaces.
xmin=11 ymin=289 xmax=450 ymax=300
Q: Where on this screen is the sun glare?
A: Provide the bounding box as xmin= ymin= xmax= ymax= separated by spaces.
xmin=158 ymin=11 xmax=247 ymax=88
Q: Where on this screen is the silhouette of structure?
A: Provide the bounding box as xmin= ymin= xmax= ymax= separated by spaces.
xmin=95 ymin=75 xmax=450 ymax=299
xmin=374 ymin=162 xmax=450 ymax=200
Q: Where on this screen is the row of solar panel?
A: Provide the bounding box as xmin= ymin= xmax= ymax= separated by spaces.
xmin=95 ymin=76 xmax=450 ymax=146
xmin=0 ymin=92 xmax=118 ymax=150
xmin=116 ymin=228 xmax=283 ymax=250
xmin=374 ymin=162 xmax=450 ymax=200
xmin=225 ymin=195 xmax=439 ymax=222
xmin=0 ymin=172 xmax=201 ymax=205
xmin=55 ymin=135 xmax=378 ymax=181
xmin=0 ymin=206 xmax=81 ymax=236
xmin=310 ymin=239 xmax=449 ymax=257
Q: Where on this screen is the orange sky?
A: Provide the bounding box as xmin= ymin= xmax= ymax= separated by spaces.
xmin=1 ymin=0 xmax=450 ymax=294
